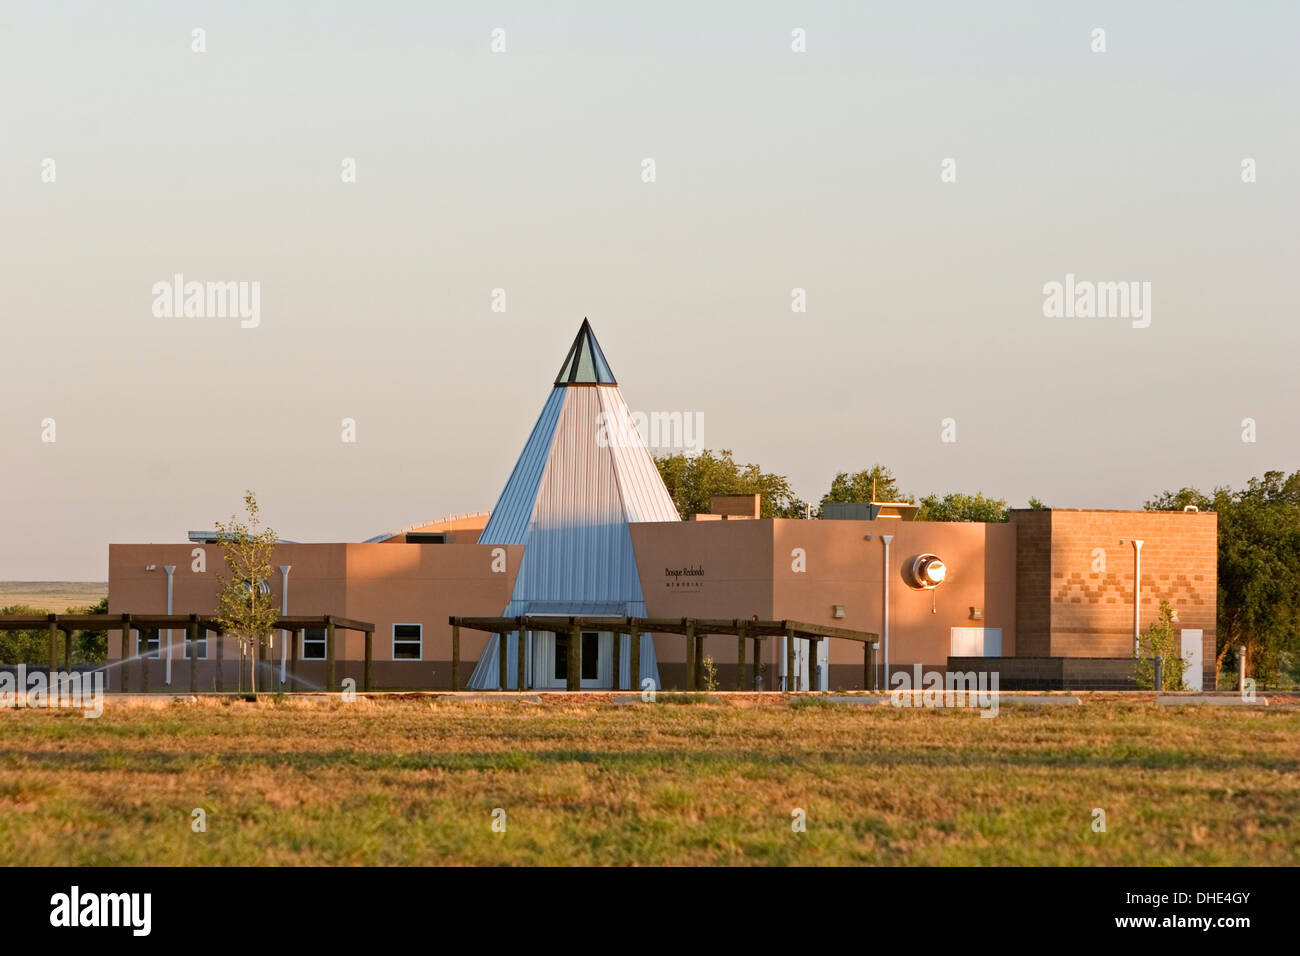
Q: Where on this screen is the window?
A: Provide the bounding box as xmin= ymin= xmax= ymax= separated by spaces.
xmin=581 ymin=631 xmax=599 ymax=680
xmin=393 ymin=624 xmax=422 ymax=660
xmin=302 ymin=627 xmax=327 ymax=661
xmin=552 ymin=632 xmax=567 ymax=681
xmin=138 ymin=629 xmax=161 ymax=660
xmin=551 ymin=632 xmax=599 ymax=680
xmin=184 ymin=628 xmax=209 ymax=660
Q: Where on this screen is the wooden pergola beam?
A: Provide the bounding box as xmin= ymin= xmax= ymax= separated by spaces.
xmin=447 ymin=615 xmax=878 ymax=644
xmin=0 ymin=613 xmax=374 ymax=635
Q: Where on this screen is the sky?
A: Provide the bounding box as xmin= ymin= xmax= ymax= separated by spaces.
xmin=2 ymin=1 xmax=1297 ymax=579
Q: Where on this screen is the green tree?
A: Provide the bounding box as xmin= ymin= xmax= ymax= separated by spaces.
xmin=654 ymin=449 xmax=808 ymax=519
xmin=819 ymin=466 xmax=909 ymax=510
xmin=0 ymin=596 xmax=108 ymax=666
xmin=68 ymin=596 xmax=108 ymax=665
xmin=915 ymin=492 xmax=1010 ymax=522
xmin=0 ymin=605 xmax=48 ymax=665
xmin=1146 ymin=470 xmax=1300 ymax=684
xmin=1132 ymin=600 xmax=1189 ymax=690
xmin=215 ymin=491 xmax=280 ymax=695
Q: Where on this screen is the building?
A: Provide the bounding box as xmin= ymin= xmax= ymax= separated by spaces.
xmin=106 ymin=321 xmax=1218 ymax=691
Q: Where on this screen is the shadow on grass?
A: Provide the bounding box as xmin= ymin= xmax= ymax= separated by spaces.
xmin=1 ymin=745 xmax=1295 ymax=774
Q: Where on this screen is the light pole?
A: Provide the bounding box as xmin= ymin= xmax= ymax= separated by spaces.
xmin=278 ymin=565 xmax=292 ymax=689
xmin=163 ymin=565 xmax=176 ymax=686
xmin=1131 ymin=539 xmax=1144 ymax=655
xmin=881 ymin=534 xmax=894 ymax=688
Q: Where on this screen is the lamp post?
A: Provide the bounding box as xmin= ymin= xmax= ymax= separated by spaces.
xmin=278 ymin=565 xmax=292 ymax=689
xmin=881 ymin=535 xmax=893 ymax=688
xmin=163 ymin=565 xmax=176 ymax=686
xmin=1131 ymin=539 xmax=1144 ymax=655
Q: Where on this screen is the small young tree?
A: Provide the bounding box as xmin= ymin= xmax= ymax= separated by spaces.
xmin=215 ymin=491 xmax=279 ymax=696
xmin=1132 ymin=600 xmax=1189 ymax=691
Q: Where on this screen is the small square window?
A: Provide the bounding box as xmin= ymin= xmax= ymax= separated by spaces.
xmin=393 ymin=624 xmax=422 ymax=660
xmin=302 ymin=627 xmax=327 ymax=661
xmin=138 ymin=629 xmax=161 ymax=660
xmin=185 ymin=628 xmax=209 ymax=660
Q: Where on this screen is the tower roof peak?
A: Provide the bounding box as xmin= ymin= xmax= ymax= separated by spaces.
xmin=554 ymin=318 xmax=616 ymax=385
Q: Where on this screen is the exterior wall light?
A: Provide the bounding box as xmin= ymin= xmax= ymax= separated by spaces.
xmin=906 ymin=554 xmax=947 ymax=590
xmin=832 ymin=604 xmax=845 ymax=619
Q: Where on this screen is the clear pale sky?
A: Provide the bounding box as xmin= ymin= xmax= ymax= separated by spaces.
xmin=2 ymin=1 xmax=1297 ymax=580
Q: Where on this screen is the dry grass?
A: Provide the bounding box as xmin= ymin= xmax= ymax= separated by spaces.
xmin=0 ymin=582 xmax=106 ymax=612
xmin=0 ymin=695 xmax=1297 ymax=865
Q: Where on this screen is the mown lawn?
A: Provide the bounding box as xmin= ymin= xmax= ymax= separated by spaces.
xmin=0 ymin=695 xmax=1297 ymax=865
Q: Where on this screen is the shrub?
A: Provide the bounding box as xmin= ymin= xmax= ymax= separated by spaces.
xmin=1132 ymin=601 xmax=1189 ymax=691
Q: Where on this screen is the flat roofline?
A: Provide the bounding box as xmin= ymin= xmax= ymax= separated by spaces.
xmin=1007 ymin=508 xmax=1214 ymax=514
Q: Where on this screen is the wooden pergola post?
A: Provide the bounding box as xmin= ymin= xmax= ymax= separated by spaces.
xmin=785 ymin=631 xmax=795 ymax=693
xmin=807 ymin=636 xmax=820 ymax=691
xmin=187 ymin=616 xmax=198 ymax=693
xmin=451 ymin=624 xmax=461 ymax=691
xmin=695 ymin=632 xmax=705 ymax=689
xmin=120 ymin=617 xmax=132 ymax=692
xmin=62 ymin=626 xmax=73 ymax=673
xmin=566 ymin=620 xmax=580 ymax=691
xmin=516 ymin=627 xmax=527 ymax=692
xmin=288 ymin=627 xmax=298 ymax=691
xmin=736 ymin=630 xmax=747 ymax=691
xmin=753 ymin=636 xmax=762 ymax=689
xmin=630 ymin=629 xmax=641 ymax=691
xmin=498 ymin=632 xmax=508 ymax=691
xmin=140 ymin=627 xmax=149 ymax=694
xmin=215 ymin=625 xmax=224 ymax=692
xmin=47 ymin=615 xmax=58 ymax=677
xmin=864 ymin=642 xmax=874 ymax=691
xmin=325 ymin=615 xmax=336 ymax=692
xmin=364 ymin=628 xmax=373 ymax=692
xmin=684 ymin=621 xmax=696 ymax=691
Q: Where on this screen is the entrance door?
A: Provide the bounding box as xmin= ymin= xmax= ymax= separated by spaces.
xmin=536 ymin=631 xmax=611 ymax=689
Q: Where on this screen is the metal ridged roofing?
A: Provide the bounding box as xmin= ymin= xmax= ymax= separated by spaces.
xmin=485 ymin=385 xmax=677 ymax=608
xmin=468 ymin=322 xmax=680 ymax=689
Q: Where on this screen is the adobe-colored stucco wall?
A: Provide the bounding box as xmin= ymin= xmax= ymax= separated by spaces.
xmin=107 ymin=541 xmax=520 ymax=690
xmin=630 ymin=518 xmax=1017 ymax=689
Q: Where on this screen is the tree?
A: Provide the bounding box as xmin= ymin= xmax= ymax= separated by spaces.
xmin=820 ymin=466 xmax=909 ymax=510
xmin=0 ymin=605 xmax=48 ymax=665
xmin=654 ymin=449 xmax=808 ymax=518
xmin=215 ymin=491 xmax=280 ymax=696
xmin=0 ymin=596 xmax=108 ymax=666
xmin=1132 ymin=600 xmax=1189 ymax=690
xmin=1146 ymin=470 xmax=1300 ymax=685
xmin=915 ymin=492 xmax=1010 ymax=522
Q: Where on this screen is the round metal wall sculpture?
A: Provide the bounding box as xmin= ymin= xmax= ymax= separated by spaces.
xmin=906 ymin=553 xmax=947 ymax=590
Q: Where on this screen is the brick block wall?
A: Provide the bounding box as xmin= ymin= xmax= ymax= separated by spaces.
xmin=1011 ymin=510 xmax=1052 ymax=656
xmin=1012 ymin=509 xmax=1217 ymax=689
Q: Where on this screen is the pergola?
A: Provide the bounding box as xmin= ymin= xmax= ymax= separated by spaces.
xmin=0 ymin=613 xmax=375 ymax=693
xmin=449 ymin=616 xmax=881 ymax=692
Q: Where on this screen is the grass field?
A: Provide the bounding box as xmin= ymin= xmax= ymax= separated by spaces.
xmin=1 ymin=695 xmax=1297 ymax=866
xmin=0 ymin=582 xmax=106 ymax=612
